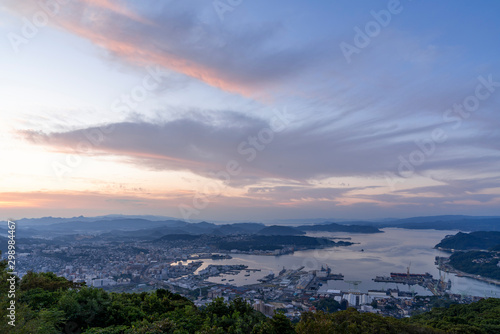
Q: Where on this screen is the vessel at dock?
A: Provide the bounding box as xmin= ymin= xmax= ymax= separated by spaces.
xmin=373 ymin=276 xmax=418 ymax=284
xmin=258 ymin=271 xmax=275 ymax=282
xmin=316 ymin=265 xmax=344 ymax=281
xmin=390 ymin=272 xmax=433 ymax=279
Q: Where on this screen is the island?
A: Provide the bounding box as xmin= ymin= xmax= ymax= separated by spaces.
xmin=434 ymin=231 xmax=500 ymax=284
xmin=216 ymin=235 xmax=353 ymax=254
xmin=435 ymin=231 xmax=500 ymax=251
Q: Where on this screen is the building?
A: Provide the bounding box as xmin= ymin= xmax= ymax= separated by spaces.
xmin=296 ymin=274 xmax=314 ymax=290
xmin=253 ymin=301 xmax=275 ymax=317
xmin=368 ymin=290 xmax=388 ymax=299
xmin=343 ymin=293 xmax=372 ymax=307
xmin=91 ymin=278 xmax=116 ymax=287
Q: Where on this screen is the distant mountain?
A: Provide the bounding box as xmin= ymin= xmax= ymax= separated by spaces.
xmin=261 ymin=218 xmax=357 ymax=226
xmin=380 ymin=217 xmax=500 ymax=231
xmin=489 ymin=244 xmax=500 ymax=252
xmin=155 ymin=234 xmax=201 ymax=242
xmin=298 ymin=222 xmax=382 ymax=234
xmin=435 ymin=231 xmax=500 ymax=250
xmin=0 ymin=225 xmax=39 ymax=239
xmin=95 ymin=227 xmax=192 ymax=241
xmin=0 ymin=214 xmax=182 ymax=226
xmin=5 ymin=215 xmax=500 ymax=239
xmin=17 ymin=219 xmax=268 ymax=240
xmin=38 ymin=219 xmax=189 ymax=232
xmin=385 ymin=215 xmax=483 ymax=224
xmin=2 ymin=216 xmax=266 ymax=238
xmin=194 ymin=221 xmax=216 ymax=229
xmin=215 ymin=223 xmax=265 ymax=235
xmin=256 ymin=225 xmax=305 ymax=236
xmin=0 ymin=236 xmax=7 ymax=254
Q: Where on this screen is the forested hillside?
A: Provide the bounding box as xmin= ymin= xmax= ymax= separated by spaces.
xmin=435 ymin=231 xmax=500 ymax=250
xmin=448 ymin=251 xmax=500 ymax=280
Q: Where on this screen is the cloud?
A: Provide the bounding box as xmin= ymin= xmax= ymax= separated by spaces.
xmin=393 ymin=176 xmax=500 ymax=198
xmin=4 ymin=0 xmax=500 ymax=219
xmin=246 ymin=185 xmax=374 ymax=202
xmin=19 ymin=107 xmax=500 ymax=187
xmin=3 ymin=0 xmax=324 ymax=96
xmin=0 ymin=190 xmax=196 ymax=219
xmin=79 ymin=0 xmax=151 ymax=24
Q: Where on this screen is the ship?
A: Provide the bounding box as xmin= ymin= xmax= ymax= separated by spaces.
xmin=389 ymin=262 xmax=433 ymax=281
xmin=374 ymin=268 xmax=434 ymax=285
xmin=279 ymin=267 xmax=286 ymax=276
xmin=390 ymin=272 xmax=433 ymax=279
xmin=316 ymin=265 xmax=344 ymax=281
xmin=327 ymin=273 xmax=344 ymax=280
xmin=373 ymin=276 xmax=418 ymax=284
xmin=258 ymin=271 xmax=275 ymax=282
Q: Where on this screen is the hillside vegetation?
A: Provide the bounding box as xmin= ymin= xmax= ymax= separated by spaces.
xmin=435 ymin=231 xmax=500 ymax=251
xmin=448 ymin=251 xmax=500 ymax=280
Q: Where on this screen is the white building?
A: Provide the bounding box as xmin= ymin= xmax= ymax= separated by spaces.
xmin=91 ymin=278 xmax=117 ymax=287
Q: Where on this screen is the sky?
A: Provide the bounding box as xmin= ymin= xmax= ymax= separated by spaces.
xmin=1 ymin=0 xmax=499 ymax=221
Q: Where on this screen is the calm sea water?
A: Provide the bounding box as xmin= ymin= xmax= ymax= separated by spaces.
xmin=188 ymin=228 xmax=500 ymax=297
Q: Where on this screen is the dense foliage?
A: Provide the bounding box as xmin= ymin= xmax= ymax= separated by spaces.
xmin=412 ymin=296 xmax=459 ymax=309
xmin=408 ymin=298 xmax=500 ymax=334
xmin=435 ymin=231 xmax=500 ymax=251
xmin=256 ymin=226 xmax=305 ymax=236
xmin=0 ymin=254 xmax=499 ymax=333
xmin=217 ymin=235 xmax=350 ymax=251
xmin=489 ymin=244 xmax=500 ymax=252
xmin=313 ymin=298 xmax=344 ymax=313
xmin=448 ymin=251 xmax=500 ymax=280
xmin=296 ymin=308 xmax=440 ymax=333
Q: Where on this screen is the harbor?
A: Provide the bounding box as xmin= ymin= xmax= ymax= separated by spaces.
xmin=373 ymin=265 xmax=451 ymax=296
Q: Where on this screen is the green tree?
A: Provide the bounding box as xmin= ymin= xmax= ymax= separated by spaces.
xmin=314 ymin=298 xmax=341 ymax=313
xmin=262 ymin=311 xmax=295 ymax=334
xmin=296 ymin=309 xmax=440 ymax=334
xmin=20 ymin=271 xmax=83 ymax=292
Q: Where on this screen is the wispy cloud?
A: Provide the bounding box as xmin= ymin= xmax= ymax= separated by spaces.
xmin=3 ymin=0 xmax=323 ymax=96
xmin=3 ymin=0 xmax=500 ymax=219
xmin=19 ymin=108 xmax=500 ymax=187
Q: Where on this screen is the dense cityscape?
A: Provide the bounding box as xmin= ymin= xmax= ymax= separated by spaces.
xmin=7 ymin=218 xmax=498 ymax=321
